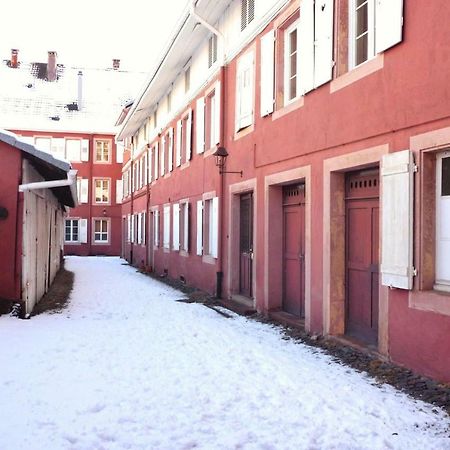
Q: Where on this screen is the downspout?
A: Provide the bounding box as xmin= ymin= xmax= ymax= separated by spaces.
xmin=19 ymin=169 xmax=78 ymax=192
xmin=189 ymin=1 xmax=226 ymax=298
xmin=145 ymin=144 xmax=151 ymax=270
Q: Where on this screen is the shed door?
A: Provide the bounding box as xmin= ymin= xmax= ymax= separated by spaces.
xmin=282 ymin=184 xmax=306 ymax=317
xmin=345 ymin=170 xmax=380 ymax=345
xmin=239 ymin=193 xmax=253 ymax=298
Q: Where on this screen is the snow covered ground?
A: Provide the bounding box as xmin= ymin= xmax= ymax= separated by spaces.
xmin=0 ymin=257 xmax=449 ymax=450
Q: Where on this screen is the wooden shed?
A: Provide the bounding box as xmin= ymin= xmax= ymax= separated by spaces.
xmin=0 ymin=130 xmax=77 ymax=316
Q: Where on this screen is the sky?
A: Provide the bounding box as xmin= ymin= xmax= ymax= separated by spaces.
xmin=0 ymin=0 xmax=188 ymax=73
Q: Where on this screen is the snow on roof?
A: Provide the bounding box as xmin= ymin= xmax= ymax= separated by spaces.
xmin=0 ymin=58 xmax=146 ymax=134
xmin=0 ymin=128 xmax=71 ymax=172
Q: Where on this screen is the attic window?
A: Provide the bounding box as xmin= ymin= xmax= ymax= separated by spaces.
xmin=208 ymin=34 xmax=218 ymax=68
xmin=241 ymin=0 xmax=255 ymax=31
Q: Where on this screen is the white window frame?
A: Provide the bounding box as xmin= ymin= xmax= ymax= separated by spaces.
xmin=92 ymin=218 xmax=110 ymax=244
xmin=65 ymin=218 xmax=80 ymax=243
xmin=284 ymin=20 xmax=300 ymax=105
xmin=93 ymin=178 xmax=110 ymax=204
xmin=349 ymin=0 xmax=376 ymax=69
xmin=180 ymin=200 xmax=189 ymax=253
xmin=435 ymin=150 xmax=450 ymax=289
xmin=94 ymin=139 xmax=111 ymax=163
xmin=163 ymin=204 xmax=170 ymax=250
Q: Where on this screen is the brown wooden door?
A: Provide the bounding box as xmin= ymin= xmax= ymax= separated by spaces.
xmin=282 ymin=184 xmax=306 ymax=317
xmin=239 ymin=193 xmax=253 ymax=298
xmin=345 ymin=170 xmax=380 ymax=345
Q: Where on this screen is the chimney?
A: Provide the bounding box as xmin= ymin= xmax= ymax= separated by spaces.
xmin=10 ymin=49 xmax=19 ymax=68
xmin=47 ymin=51 xmax=57 ymax=82
xmin=112 ymin=59 xmax=120 ymax=70
xmin=77 ymin=71 xmax=83 ymax=111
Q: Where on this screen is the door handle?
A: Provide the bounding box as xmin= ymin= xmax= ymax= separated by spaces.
xmin=298 ymin=253 xmax=304 ymax=260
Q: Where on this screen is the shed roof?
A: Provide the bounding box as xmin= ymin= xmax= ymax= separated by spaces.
xmin=0 ymin=129 xmax=77 ymax=207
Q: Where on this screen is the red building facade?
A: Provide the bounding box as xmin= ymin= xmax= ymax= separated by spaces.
xmin=0 ymin=51 xmax=144 ymax=256
xmin=118 ymin=0 xmax=450 ymax=382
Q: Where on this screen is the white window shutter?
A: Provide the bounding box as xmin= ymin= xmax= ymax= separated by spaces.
xmin=168 ymin=128 xmax=174 ymax=171
xmin=314 ymin=0 xmax=334 ymax=88
xmin=81 ymin=139 xmax=89 ymax=161
xmin=196 ymin=97 xmax=205 ymax=154
xmin=148 ymin=148 xmax=153 ymax=183
xmin=163 ymin=205 xmax=170 ymax=248
xmin=161 ymin=136 xmax=166 ymax=176
xmin=196 ymin=200 xmax=203 ymax=255
xmin=127 ymin=215 xmax=131 ymax=242
xmin=131 ymin=214 xmax=135 ymax=243
xmin=116 ymin=180 xmax=123 ymax=204
xmin=214 ymin=82 xmax=221 ymax=145
xmin=80 ymin=179 xmax=89 ymax=204
xmin=186 ymin=110 xmax=192 ymax=161
xmin=79 ymin=219 xmax=88 ymax=243
xmin=211 ymin=197 xmax=219 ymax=258
xmin=381 ymin=150 xmax=414 ymax=289
xmin=155 ymin=142 xmax=159 ymax=180
xmin=237 ymin=52 xmax=254 ymax=130
xmin=173 ymin=203 xmax=180 ymax=250
xmin=137 ymin=212 xmax=142 ymax=244
xmin=176 ymin=120 xmax=182 ymax=166
xmin=299 ymin=0 xmax=314 ymax=95
xmin=184 ymin=202 xmax=189 ymax=252
xmin=142 ymin=212 xmax=146 ymax=245
xmin=116 ymin=142 xmax=124 ymax=163
xmin=260 ymin=30 xmax=275 ymax=116
xmin=375 ymin=0 xmax=403 ymax=55
xmin=154 ymin=211 xmax=159 ymax=247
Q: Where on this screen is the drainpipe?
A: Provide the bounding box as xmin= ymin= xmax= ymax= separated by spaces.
xmin=189 ymin=1 xmax=224 ymax=44
xmin=189 ymin=1 xmax=226 ymax=298
xmin=19 ymin=169 xmax=77 ymax=193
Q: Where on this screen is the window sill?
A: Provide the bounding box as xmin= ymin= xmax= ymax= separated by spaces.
xmin=180 ymin=161 xmax=191 ymax=171
xmin=92 ymin=241 xmax=110 ymax=246
xmin=272 ymin=96 xmax=305 ymax=122
xmin=202 ymin=254 xmax=217 ymax=265
xmin=179 ymin=250 xmax=189 ymax=257
xmin=409 ymin=288 xmax=450 ymax=317
xmin=234 ymin=124 xmax=254 ymax=141
xmin=330 ymin=53 xmax=384 ymax=94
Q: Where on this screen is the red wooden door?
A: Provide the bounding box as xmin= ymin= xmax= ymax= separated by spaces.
xmin=239 ymin=193 xmax=253 ymax=298
xmin=345 ymin=170 xmax=379 ymax=345
xmin=282 ymin=184 xmax=306 ymax=317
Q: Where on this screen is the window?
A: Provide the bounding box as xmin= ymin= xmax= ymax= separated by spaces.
xmin=236 ymin=51 xmax=254 ymax=131
xmin=66 ymin=139 xmax=82 ymax=161
xmin=176 ymin=111 xmax=192 ymax=166
xmin=76 ymin=178 xmax=89 ymax=204
xmin=95 ymin=140 xmax=110 ymax=163
xmin=153 ymin=210 xmax=160 ymax=247
xmin=349 ymin=0 xmax=403 ymax=69
xmin=208 ymin=34 xmax=218 ymax=68
xmin=51 ymin=138 xmax=65 ymax=160
xmin=241 ymin=0 xmax=255 ymax=31
xmin=185 ymin=66 xmax=191 ymax=93
xmin=284 ymin=21 xmax=299 ymax=103
xmin=163 ymin=205 xmax=170 ymax=249
xmin=94 ymin=179 xmax=110 ymax=204
xmin=34 ymin=137 xmax=51 ymax=153
xmin=436 ymin=151 xmax=450 ymax=288
xmin=351 ymin=0 xmax=375 ymax=67
xmin=65 ymin=219 xmax=79 ymax=243
xmin=180 ymin=201 xmax=189 ymax=252
xmin=197 ymin=197 xmax=218 ymax=258
xmin=93 ymin=219 xmax=109 ymax=243
xmin=205 ymin=84 xmax=220 ymax=149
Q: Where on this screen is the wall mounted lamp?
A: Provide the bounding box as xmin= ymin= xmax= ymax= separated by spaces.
xmin=213 ymin=146 xmax=242 ymax=177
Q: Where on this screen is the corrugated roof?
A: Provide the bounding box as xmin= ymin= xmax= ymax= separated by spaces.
xmin=0 ymin=58 xmax=146 ymax=134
